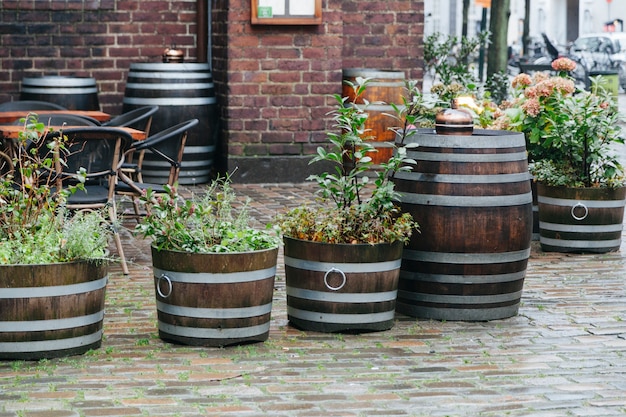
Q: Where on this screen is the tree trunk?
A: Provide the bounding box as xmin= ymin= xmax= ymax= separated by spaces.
xmin=462 ymin=0 xmax=470 ymax=37
xmin=487 ymin=0 xmax=511 ymax=79
xmin=522 ymin=0 xmax=530 ymax=56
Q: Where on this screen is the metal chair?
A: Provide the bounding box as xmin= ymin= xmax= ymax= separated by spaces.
xmin=103 ymin=106 xmax=159 ymax=182
xmin=17 ymin=113 xmax=101 ymax=127
xmin=116 ymin=119 xmax=199 ymax=216
xmin=35 ymin=127 xmax=133 ymax=274
xmin=0 ymin=100 xmax=67 ymax=111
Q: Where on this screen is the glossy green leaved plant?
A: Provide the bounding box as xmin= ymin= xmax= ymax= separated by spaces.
xmin=276 ymin=77 xmax=419 ymax=244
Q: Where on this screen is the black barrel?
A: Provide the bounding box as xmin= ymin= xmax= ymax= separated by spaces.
xmin=123 ymin=63 xmax=217 ymax=185
xmin=20 ymin=76 xmax=100 ymax=110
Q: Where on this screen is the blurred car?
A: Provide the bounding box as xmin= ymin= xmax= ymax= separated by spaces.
xmin=569 ymin=32 xmax=626 ymax=90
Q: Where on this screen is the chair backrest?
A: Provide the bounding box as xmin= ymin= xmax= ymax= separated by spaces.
xmin=25 ymin=113 xmax=101 ymax=127
xmin=133 ymin=118 xmax=199 ymax=185
xmin=0 ymin=100 xmax=67 ymax=111
xmin=102 ymin=106 xmax=158 ymax=135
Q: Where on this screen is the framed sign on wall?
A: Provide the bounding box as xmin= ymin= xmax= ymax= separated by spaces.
xmin=251 ymin=0 xmax=322 ymax=25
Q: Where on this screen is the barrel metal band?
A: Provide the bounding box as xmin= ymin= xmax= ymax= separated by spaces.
xmin=123 ymin=97 xmax=216 ymax=106
xmin=156 ymin=301 xmax=272 ymax=319
xmin=539 ymin=221 xmax=624 ymax=233
xmin=399 ymin=270 xmax=526 ymax=284
xmin=0 ymin=311 xmax=104 ymax=332
xmin=284 ymin=256 xmax=401 ymax=273
xmin=158 ymin=321 xmax=269 ymax=339
xmin=538 ymin=195 xmax=626 ymax=208
xmin=287 ymin=307 xmax=395 ymax=324
xmin=413 ymin=134 xmax=525 ymax=149
xmin=286 ymin=287 xmax=397 ymax=303
xmin=399 ymin=192 xmax=533 ymax=207
xmin=395 ymin=171 xmax=531 ymax=184
xmin=0 ymin=331 xmax=102 ymax=353
xmin=539 ymin=237 xmax=623 ymax=249
xmin=21 ymin=87 xmax=98 ymax=94
xmin=403 ymin=248 xmax=531 ymax=264
xmin=152 ymin=266 xmax=276 ymax=284
xmin=0 ymin=276 xmax=107 ymax=299
xmin=398 ymin=289 xmax=523 ymax=304
xmin=406 ymin=151 xmax=528 ymax=163
xmin=124 ymin=82 xmax=214 ymax=90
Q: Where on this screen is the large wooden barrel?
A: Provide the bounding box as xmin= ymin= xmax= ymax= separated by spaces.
xmin=0 ymin=261 xmax=108 ymax=360
xmin=342 ymin=69 xmax=405 ymax=166
xmin=284 ymin=237 xmax=403 ymax=333
xmin=20 ymin=76 xmax=100 ymax=110
xmin=151 ymin=246 xmax=278 ymax=347
xmin=537 ymin=183 xmax=626 ymax=253
xmin=123 ymin=63 xmax=217 ymax=185
xmin=393 ymin=129 xmax=533 ymax=321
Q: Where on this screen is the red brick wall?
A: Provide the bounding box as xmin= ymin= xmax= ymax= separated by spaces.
xmin=1 ymin=0 xmax=424 ymax=182
xmin=0 ymin=0 xmax=199 ymax=113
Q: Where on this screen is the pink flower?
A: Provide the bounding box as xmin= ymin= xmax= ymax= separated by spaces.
xmin=512 ymin=73 xmax=532 ymax=89
xmin=551 ymin=57 xmax=577 ymax=72
xmin=521 ymin=98 xmax=541 ymax=117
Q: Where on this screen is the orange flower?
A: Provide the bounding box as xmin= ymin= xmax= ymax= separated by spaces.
xmin=551 ymin=57 xmax=577 ymax=72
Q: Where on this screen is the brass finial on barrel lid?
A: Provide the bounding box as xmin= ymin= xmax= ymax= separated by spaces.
xmin=435 ymin=97 xmax=475 ymax=135
xmin=162 ymin=45 xmax=184 ymax=63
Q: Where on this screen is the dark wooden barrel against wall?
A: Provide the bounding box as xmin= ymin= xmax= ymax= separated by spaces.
xmin=20 ymin=76 xmax=100 ymax=110
xmin=123 ymin=63 xmax=217 ymax=185
xmin=342 ymin=69 xmax=405 ymax=166
xmin=393 ymin=129 xmax=533 ymax=321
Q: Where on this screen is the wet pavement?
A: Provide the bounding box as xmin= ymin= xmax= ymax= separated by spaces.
xmin=1 ymin=177 xmax=626 ymax=417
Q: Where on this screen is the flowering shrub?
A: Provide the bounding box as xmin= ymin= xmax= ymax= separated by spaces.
xmin=489 ymin=57 xmax=625 ymax=188
xmin=134 ymin=178 xmax=280 ymax=253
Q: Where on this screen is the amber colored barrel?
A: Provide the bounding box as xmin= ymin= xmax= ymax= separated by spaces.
xmin=123 ymin=63 xmax=217 ymax=185
xmin=0 ymin=261 xmax=108 ymax=360
xmin=21 ymin=76 xmax=100 ymax=110
xmin=393 ymin=129 xmax=533 ymax=321
xmin=151 ymin=247 xmax=278 ymax=347
xmin=342 ymin=69 xmax=405 ymax=166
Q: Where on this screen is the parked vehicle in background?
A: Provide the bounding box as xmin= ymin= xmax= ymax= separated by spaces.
xmin=568 ymin=32 xmax=626 ymax=91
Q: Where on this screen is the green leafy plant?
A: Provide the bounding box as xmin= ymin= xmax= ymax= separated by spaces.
xmin=0 ymin=114 xmax=110 ymax=265
xmin=134 ymin=176 xmax=280 ymax=253
xmin=276 ymin=77 xmax=419 ymax=244
xmin=490 ymin=57 xmax=625 ymax=188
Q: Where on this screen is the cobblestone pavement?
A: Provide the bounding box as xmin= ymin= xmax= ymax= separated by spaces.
xmin=1 ymin=181 xmax=626 ymax=417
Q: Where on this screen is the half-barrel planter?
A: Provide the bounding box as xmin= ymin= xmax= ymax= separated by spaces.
xmin=284 ymin=237 xmax=403 ymax=333
xmin=537 ymin=184 xmax=626 ymax=253
xmin=0 ymin=261 xmax=108 ymax=360
xmin=150 ymin=247 xmax=278 ymax=347
xmin=393 ymin=129 xmax=533 ymax=321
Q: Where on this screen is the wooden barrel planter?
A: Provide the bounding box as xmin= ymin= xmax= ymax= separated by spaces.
xmin=0 ymin=261 xmax=108 ymax=360
xmin=150 ymin=246 xmax=278 ymax=347
xmin=284 ymin=237 xmax=403 ymax=333
xmin=20 ymin=76 xmax=100 ymax=110
xmin=537 ymin=183 xmax=626 ymax=253
xmin=393 ymin=129 xmax=533 ymax=321
xmin=342 ymin=68 xmax=405 ymax=166
xmin=123 ymin=63 xmax=218 ymax=185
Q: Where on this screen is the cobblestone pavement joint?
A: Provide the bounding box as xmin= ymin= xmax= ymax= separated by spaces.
xmin=2 ymin=179 xmax=626 ymax=416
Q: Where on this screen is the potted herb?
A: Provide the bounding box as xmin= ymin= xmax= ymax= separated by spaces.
xmin=134 ymin=176 xmax=280 ymax=347
xmin=492 ymin=57 xmax=626 ymax=253
xmin=0 ymin=115 xmax=112 ymax=360
xmin=276 ymin=77 xmax=418 ymax=333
